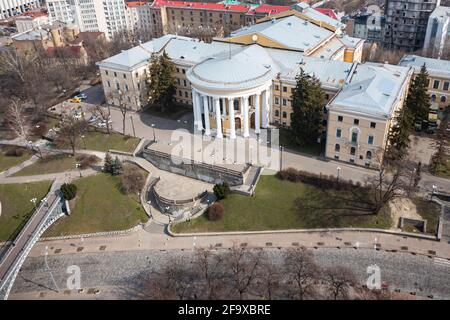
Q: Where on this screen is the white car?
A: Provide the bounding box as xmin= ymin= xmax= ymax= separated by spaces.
xmin=88 ymin=115 xmax=98 ymax=123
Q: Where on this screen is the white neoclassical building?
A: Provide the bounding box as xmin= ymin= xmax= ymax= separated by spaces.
xmin=97 ymin=10 xmax=413 ymax=167
xmin=187 ymin=46 xmax=276 ymax=139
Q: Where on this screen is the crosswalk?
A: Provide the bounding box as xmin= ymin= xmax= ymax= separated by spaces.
xmin=434 ymin=257 xmax=450 ymax=268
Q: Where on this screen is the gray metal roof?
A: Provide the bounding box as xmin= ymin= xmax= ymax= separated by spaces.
xmin=398 ymin=55 xmax=450 ymax=79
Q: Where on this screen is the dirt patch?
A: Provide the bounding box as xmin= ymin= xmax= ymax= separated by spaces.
xmin=389 ymin=197 xmax=422 ymax=230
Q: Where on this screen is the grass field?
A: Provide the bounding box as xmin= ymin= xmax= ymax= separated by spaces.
xmin=77 ymin=131 xmax=140 ymax=153
xmin=278 ymin=128 xmax=323 ymax=156
xmin=12 ymin=154 xmax=78 ymax=177
xmin=0 ymin=181 xmax=52 ymax=241
xmin=0 ymin=146 xmax=32 ymax=173
xmin=172 ymin=175 xmax=393 ymax=233
xmin=44 ymin=173 xmax=148 ymax=236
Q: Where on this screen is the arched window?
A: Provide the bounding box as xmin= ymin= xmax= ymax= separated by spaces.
xmin=335 ymin=144 xmax=340 ymax=152
xmin=431 ymin=94 xmax=436 ymax=102
xmin=366 ymin=151 xmax=372 ymax=159
xmin=350 ymin=147 xmax=356 ymax=155
xmin=441 ymin=96 xmax=447 ymax=103
xmin=275 ymin=110 xmax=280 ymax=117
xmin=282 ymin=111 xmax=287 ymax=118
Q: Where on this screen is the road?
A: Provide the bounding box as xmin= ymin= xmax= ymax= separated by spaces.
xmin=8 ymin=247 xmax=450 ymax=300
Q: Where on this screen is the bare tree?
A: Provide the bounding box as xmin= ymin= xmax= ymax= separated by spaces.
xmin=284 ymin=247 xmax=319 ymax=300
xmin=92 ymin=104 xmax=112 ymax=134
xmin=222 ymin=246 xmax=264 ymax=300
xmin=322 ymin=266 xmax=356 ymax=300
xmin=120 ymin=164 xmax=145 ymax=194
xmin=5 ymin=97 xmax=29 ymax=140
xmin=193 ymin=248 xmax=226 ymax=299
xmin=0 ymin=49 xmax=27 ymax=83
xmin=55 ymin=117 xmax=88 ymax=156
xmin=107 ymin=89 xmax=136 ymax=135
xmin=254 ymin=255 xmax=282 ymax=300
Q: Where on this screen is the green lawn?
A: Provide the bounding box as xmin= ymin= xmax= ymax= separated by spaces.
xmin=278 ymin=128 xmax=324 ymax=156
xmin=44 ymin=173 xmax=148 ymax=236
xmin=144 ymin=103 xmax=191 ymax=120
xmin=78 ymin=131 xmax=140 ymax=153
xmin=0 ymin=181 xmax=52 ymax=241
xmin=0 ymin=146 xmax=32 ymax=173
xmin=172 ymin=175 xmax=392 ymax=233
xmin=434 ymin=154 xmax=450 ymax=178
xmin=12 ymin=154 xmax=78 ymax=177
xmin=408 ymin=198 xmax=442 ymax=235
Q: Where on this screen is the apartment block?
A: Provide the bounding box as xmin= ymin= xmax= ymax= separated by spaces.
xmin=0 ymin=0 xmax=41 ymax=20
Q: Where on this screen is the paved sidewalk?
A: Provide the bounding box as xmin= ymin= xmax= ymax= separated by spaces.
xmin=0 ymin=155 xmax=40 ymax=178
xmin=31 ymin=223 xmax=450 ymax=260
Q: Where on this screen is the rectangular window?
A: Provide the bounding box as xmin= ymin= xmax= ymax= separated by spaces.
xmin=282 ymin=99 xmax=287 ymax=106
xmin=123 ymin=74 xmax=126 ymax=79
xmin=444 ymin=82 xmax=449 ymax=91
xmin=336 ymin=129 xmax=342 ymax=138
xmin=114 ymin=72 xmax=117 ymax=77
xmin=183 ymin=80 xmax=186 ymax=86
xmin=351 ymin=132 xmax=358 ymax=143
xmin=433 ymin=80 xmax=440 ymax=89
xmin=368 ymin=135 xmax=374 ymax=145
xmin=338 ymin=115 xmax=343 ymax=122
xmin=354 ymin=119 xmax=359 ymax=125
xmin=282 ymin=86 xmax=287 ymax=92
xmin=182 ymin=69 xmax=186 ymax=74
xmin=370 ymin=122 xmax=376 ymax=128
xmin=105 ymin=70 xmax=109 ymax=75
xmin=125 ymin=84 xmax=129 ymax=91
xmin=275 ymin=85 xmax=279 ymax=91
xmin=107 ymin=81 xmax=111 ymax=87
xmin=275 ymin=97 xmax=279 ymax=105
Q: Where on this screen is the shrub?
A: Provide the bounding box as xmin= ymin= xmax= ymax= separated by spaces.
xmin=213 ymin=182 xmax=231 ymax=200
xmin=103 ymin=153 xmax=113 ymax=173
xmin=60 ymin=183 xmax=77 ymax=200
xmin=277 ymin=167 xmax=357 ymax=191
xmin=4 ymin=147 xmax=25 ymax=157
xmin=207 ymin=202 xmax=225 ymax=221
xmin=121 ymin=164 xmax=145 ymax=194
xmin=31 ymin=122 xmax=48 ymax=137
xmin=76 ymin=154 xmax=100 ymax=169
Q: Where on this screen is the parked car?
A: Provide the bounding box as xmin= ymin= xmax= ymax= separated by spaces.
xmin=88 ymin=115 xmax=98 ymax=123
xmin=69 ymin=97 xmax=81 ymax=103
xmin=75 ymin=93 xmax=87 ymax=100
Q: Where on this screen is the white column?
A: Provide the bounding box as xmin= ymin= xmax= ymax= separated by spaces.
xmin=214 ymin=98 xmax=223 ymax=139
xmin=228 ymin=97 xmax=236 ymax=139
xmin=254 ymin=92 xmax=261 ymax=134
xmin=262 ymin=89 xmax=269 ymax=128
xmin=242 ymin=96 xmax=249 ymax=137
xmin=192 ymin=89 xmax=200 ymax=131
xmin=221 ymin=98 xmax=226 ymax=116
xmin=203 ymin=95 xmax=211 ymax=136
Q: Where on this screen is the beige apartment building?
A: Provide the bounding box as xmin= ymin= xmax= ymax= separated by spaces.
xmin=97 ymin=10 xmax=411 ymax=167
xmin=399 ymin=55 xmax=450 ymax=110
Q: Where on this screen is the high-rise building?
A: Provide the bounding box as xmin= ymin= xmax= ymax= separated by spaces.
xmin=423 ymin=6 xmax=450 ymax=59
xmin=383 ymin=0 xmax=441 ymax=52
xmin=0 ymin=0 xmax=41 ymax=20
xmin=46 ymin=0 xmax=128 ymax=40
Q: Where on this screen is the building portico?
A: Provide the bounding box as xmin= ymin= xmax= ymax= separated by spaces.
xmin=187 ymin=45 xmax=277 ymax=139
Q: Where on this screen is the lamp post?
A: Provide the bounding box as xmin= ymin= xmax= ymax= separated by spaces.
xmin=130 ymin=115 xmax=136 ymax=138
xmin=151 ymin=124 xmax=157 ymax=142
xmin=81 ymin=135 xmax=86 ymax=149
xmin=279 ymin=146 xmax=284 ymax=172
xmin=76 ymin=163 xmax=82 ymax=177
xmin=337 ymin=166 xmax=341 ymax=181
xmin=30 ymin=197 xmax=37 ymax=211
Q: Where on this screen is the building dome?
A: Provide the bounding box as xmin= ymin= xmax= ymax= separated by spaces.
xmin=187 ymin=45 xmax=278 ymax=92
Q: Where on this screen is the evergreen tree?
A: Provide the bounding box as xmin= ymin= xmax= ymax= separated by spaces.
xmin=290 ymin=69 xmax=326 ymax=145
xmin=430 ymin=106 xmax=449 ymax=174
xmin=111 ymin=156 xmax=123 ymax=176
xmin=386 ymin=107 xmax=414 ymax=161
xmin=147 ymin=51 xmax=176 ymax=113
xmin=405 ymin=64 xmax=431 ymax=121
xmin=104 ymin=152 xmax=113 ymax=173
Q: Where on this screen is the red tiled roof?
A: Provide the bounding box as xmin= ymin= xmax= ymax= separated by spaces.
xmin=151 ymin=0 xmax=250 ymax=12
xmin=315 ymin=8 xmax=338 ymax=20
xmin=45 ymin=45 xmax=83 ymax=58
xmin=251 ymin=4 xmax=289 ymax=15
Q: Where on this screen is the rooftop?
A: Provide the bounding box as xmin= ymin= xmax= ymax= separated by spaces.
xmin=398 ymin=55 xmax=450 ymax=78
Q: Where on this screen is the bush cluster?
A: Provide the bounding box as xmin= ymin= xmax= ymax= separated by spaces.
xmin=76 ymin=154 xmax=99 ymax=169
xmin=207 ymin=202 xmax=225 ymax=221
xmin=213 ymin=182 xmax=231 ymax=200
xmin=61 ymin=183 xmax=77 ymax=200
xmin=277 ymin=167 xmax=360 ymax=191
xmin=4 ymin=147 xmax=25 ymax=157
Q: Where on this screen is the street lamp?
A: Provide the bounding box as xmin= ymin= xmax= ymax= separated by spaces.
xmin=76 ymin=163 xmax=82 ymax=177
xmin=81 ymin=135 xmax=86 ymax=149
xmin=151 ymin=124 xmax=157 ymax=143
xmin=279 ymin=146 xmax=284 ymax=172
xmin=30 ymin=197 xmax=37 ymax=211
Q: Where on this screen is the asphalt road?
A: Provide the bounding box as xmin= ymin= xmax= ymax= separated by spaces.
xmin=9 ymin=247 xmax=450 ymax=300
